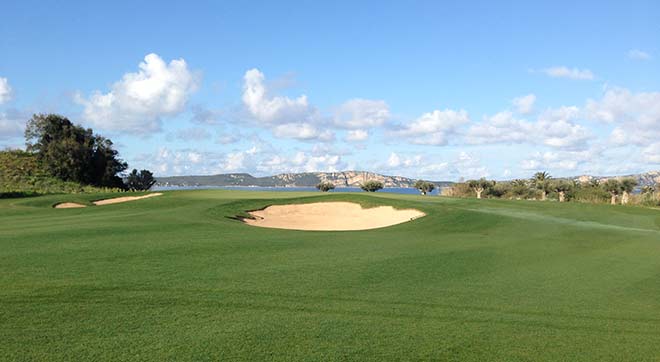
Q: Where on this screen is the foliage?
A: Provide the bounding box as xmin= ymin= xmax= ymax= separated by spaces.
xmin=25 ymin=114 xmax=127 ymax=188
xmin=126 ymin=169 xmax=157 ymax=191
xmin=0 ymin=150 xmax=121 ymax=198
xmin=531 ymin=171 xmax=552 ymax=199
xmin=360 ymin=180 xmax=384 ymax=192
xmin=414 ymin=180 xmax=435 ymax=195
xmin=316 ymin=181 xmax=335 ymax=192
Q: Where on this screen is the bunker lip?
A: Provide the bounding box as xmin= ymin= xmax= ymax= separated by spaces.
xmin=92 ymin=193 xmax=163 ymax=206
xmin=54 ymin=193 xmax=163 ymax=208
xmin=53 ymin=202 xmax=87 ymax=209
xmin=242 ymin=201 xmax=425 ymax=231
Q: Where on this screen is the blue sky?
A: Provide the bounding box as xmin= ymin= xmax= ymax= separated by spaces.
xmin=1 ymin=0 xmax=659 ymax=180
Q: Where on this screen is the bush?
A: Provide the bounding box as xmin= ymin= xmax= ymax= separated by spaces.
xmin=316 ymin=182 xmax=335 ymax=192
xmin=414 ymin=180 xmax=435 ymax=195
xmin=360 ymin=180 xmax=384 ymax=192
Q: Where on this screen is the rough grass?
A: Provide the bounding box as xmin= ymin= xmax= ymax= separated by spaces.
xmin=1 ymin=190 xmax=660 ymax=361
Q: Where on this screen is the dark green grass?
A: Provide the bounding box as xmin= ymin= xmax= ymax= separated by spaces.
xmin=1 ymin=190 xmax=660 ymax=361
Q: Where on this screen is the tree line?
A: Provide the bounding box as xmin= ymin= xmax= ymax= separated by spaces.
xmin=445 ymin=171 xmax=659 ymax=206
xmin=1 ymin=114 xmax=155 ymax=196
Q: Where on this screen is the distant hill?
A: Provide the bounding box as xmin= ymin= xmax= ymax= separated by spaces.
xmin=156 ymin=171 xmax=454 ymax=188
xmin=573 ymin=171 xmax=660 ymax=187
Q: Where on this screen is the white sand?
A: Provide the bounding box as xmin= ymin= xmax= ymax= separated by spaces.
xmin=92 ymin=193 xmax=163 ymax=206
xmin=244 ymin=202 xmax=425 ymax=231
xmin=54 ymin=202 xmax=87 ymax=209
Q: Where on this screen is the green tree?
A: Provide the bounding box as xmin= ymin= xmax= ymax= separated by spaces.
xmin=510 ymin=179 xmax=529 ymax=199
xmin=24 ymin=114 xmax=127 ymax=188
xmin=602 ymin=179 xmax=621 ymax=205
xmin=551 ymin=180 xmax=574 ymax=202
xmin=360 ymin=180 xmax=384 ymax=192
xmin=531 ymin=171 xmax=552 ymax=200
xmin=125 ymin=169 xmax=157 ymax=191
xmin=619 ymin=178 xmax=638 ymax=205
xmin=467 ymin=178 xmax=494 ymax=199
xmin=316 ymin=181 xmax=335 ymax=192
xmin=414 ymin=180 xmax=435 ymax=195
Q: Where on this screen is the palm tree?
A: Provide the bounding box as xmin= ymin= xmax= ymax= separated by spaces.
xmin=511 ymin=179 xmax=529 ymax=199
xmin=620 ymin=178 xmax=638 ymax=205
xmin=552 ymin=180 xmax=573 ymax=202
xmin=532 ymin=171 xmax=552 ymax=200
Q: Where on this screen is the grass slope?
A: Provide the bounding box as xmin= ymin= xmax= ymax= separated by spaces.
xmin=1 ymin=190 xmax=660 ymax=361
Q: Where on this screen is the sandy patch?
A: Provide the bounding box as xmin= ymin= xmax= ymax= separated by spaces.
xmin=54 ymin=202 xmax=87 ymax=209
xmin=93 ymin=193 xmax=163 ymax=206
xmin=243 ymin=202 xmax=425 ymax=231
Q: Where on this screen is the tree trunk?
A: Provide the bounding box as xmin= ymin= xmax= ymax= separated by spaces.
xmin=621 ymin=191 xmax=629 ymax=205
xmin=610 ymin=193 xmax=617 ymax=205
xmin=541 ymin=191 xmax=547 ymax=201
xmin=476 ymin=188 xmax=483 ymax=199
xmin=558 ymin=191 xmax=565 ymax=202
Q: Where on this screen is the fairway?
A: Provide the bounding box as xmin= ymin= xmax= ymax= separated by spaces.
xmin=2 ymin=190 xmax=660 ymax=361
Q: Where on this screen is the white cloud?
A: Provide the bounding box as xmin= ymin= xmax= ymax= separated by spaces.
xmin=0 ymin=77 xmax=13 ymax=104
xmin=392 ymin=109 xmax=469 ymax=146
xmin=76 ymin=53 xmax=199 ymax=133
xmin=334 ymin=99 xmax=389 ymax=129
xmin=175 ymin=127 xmax=212 ymax=142
xmin=627 ymin=49 xmax=651 ymax=61
xmin=585 ymin=87 xmax=660 ymax=145
xmin=386 ymin=152 xmax=422 ymax=168
xmin=258 ymin=151 xmax=345 ymax=174
xmin=512 ymin=94 xmax=536 ymax=114
xmin=466 ymin=106 xmax=589 ymax=150
xmin=642 ymin=143 xmax=660 ymax=163
xmin=520 ymin=148 xmax=600 ymax=172
xmin=242 ymin=68 xmax=313 ymax=124
xmin=542 ymin=66 xmax=594 ymax=80
xmin=0 ymin=109 xmax=26 ymax=140
xmin=345 ymin=129 xmax=368 ymax=142
xmin=272 ymin=123 xmax=334 ymax=141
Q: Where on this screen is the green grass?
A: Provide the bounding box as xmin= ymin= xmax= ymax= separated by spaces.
xmin=1 ymin=190 xmax=660 ymax=361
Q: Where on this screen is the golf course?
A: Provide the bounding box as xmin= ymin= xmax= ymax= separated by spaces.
xmin=2 ymin=190 xmax=660 ymax=361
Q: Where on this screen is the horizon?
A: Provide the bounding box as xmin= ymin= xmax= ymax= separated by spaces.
xmin=1 ymin=1 xmax=659 ymax=182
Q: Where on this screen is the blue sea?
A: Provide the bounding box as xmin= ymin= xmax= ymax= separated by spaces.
xmin=154 ymin=185 xmax=440 ymax=195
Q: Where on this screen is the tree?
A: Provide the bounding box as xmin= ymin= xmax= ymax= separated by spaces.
xmin=467 ymin=178 xmax=494 ymax=199
xmin=619 ymin=178 xmax=638 ymax=205
xmin=414 ymin=180 xmax=435 ymax=195
xmin=602 ymin=179 xmax=621 ymax=205
xmin=316 ymin=181 xmax=335 ymax=192
xmin=551 ymin=180 xmax=573 ymax=202
xmin=360 ymin=180 xmax=383 ymax=192
xmin=510 ymin=179 xmax=529 ymax=199
xmin=532 ymin=171 xmax=552 ymax=200
xmin=125 ymin=169 xmax=156 ymax=191
xmin=24 ymin=114 xmax=127 ymax=188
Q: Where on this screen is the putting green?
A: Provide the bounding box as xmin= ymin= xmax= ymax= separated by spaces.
xmin=1 ymin=190 xmax=660 ymax=361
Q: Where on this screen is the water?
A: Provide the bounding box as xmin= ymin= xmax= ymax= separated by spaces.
xmin=153 ymin=185 xmax=440 ymax=195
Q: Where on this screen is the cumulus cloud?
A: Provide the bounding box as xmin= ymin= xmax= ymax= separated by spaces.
xmin=345 ymin=129 xmax=368 ymax=142
xmin=391 ymin=109 xmax=469 ymax=146
xmin=466 ymin=106 xmax=589 ymax=150
xmin=334 ymin=99 xmax=390 ymax=129
xmin=627 ymin=49 xmax=651 ymax=61
xmin=75 ymin=53 xmax=199 ymax=133
xmin=0 ymin=77 xmax=13 ymax=104
xmin=241 ymin=68 xmax=334 ymax=142
xmin=642 ymin=143 xmax=660 ymax=163
xmin=258 ymin=151 xmax=345 ymax=174
xmin=542 ymin=66 xmax=594 ymax=80
xmin=585 ymin=87 xmax=660 ymax=145
xmin=512 ymin=94 xmax=536 ymax=114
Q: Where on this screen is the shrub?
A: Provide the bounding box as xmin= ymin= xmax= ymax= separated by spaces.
xmin=360 ymin=180 xmax=384 ymax=192
xmin=316 ymin=182 xmax=335 ymax=192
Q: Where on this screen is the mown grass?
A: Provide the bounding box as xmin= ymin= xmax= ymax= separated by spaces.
xmin=1 ymin=190 xmax=660 ymax=361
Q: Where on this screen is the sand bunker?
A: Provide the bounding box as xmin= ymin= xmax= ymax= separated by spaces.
xmin=54 ymin=202 xmax=87 ymax=209
xmin=93 ymin=193 xmax=162 ymax=206
xmin=243 ymin=202 xmax=425 ymax=231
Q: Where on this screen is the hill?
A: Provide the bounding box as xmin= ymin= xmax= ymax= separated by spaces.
xmin=156 ymin=170 xmax=454 ymax=188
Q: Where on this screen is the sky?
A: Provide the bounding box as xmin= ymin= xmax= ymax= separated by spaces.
xmin=1 ymin=0 xmax=659 ymax=181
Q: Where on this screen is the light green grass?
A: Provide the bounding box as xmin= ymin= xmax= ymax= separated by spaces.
xmin=1 ymin=190 xmax=660 ymax=361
